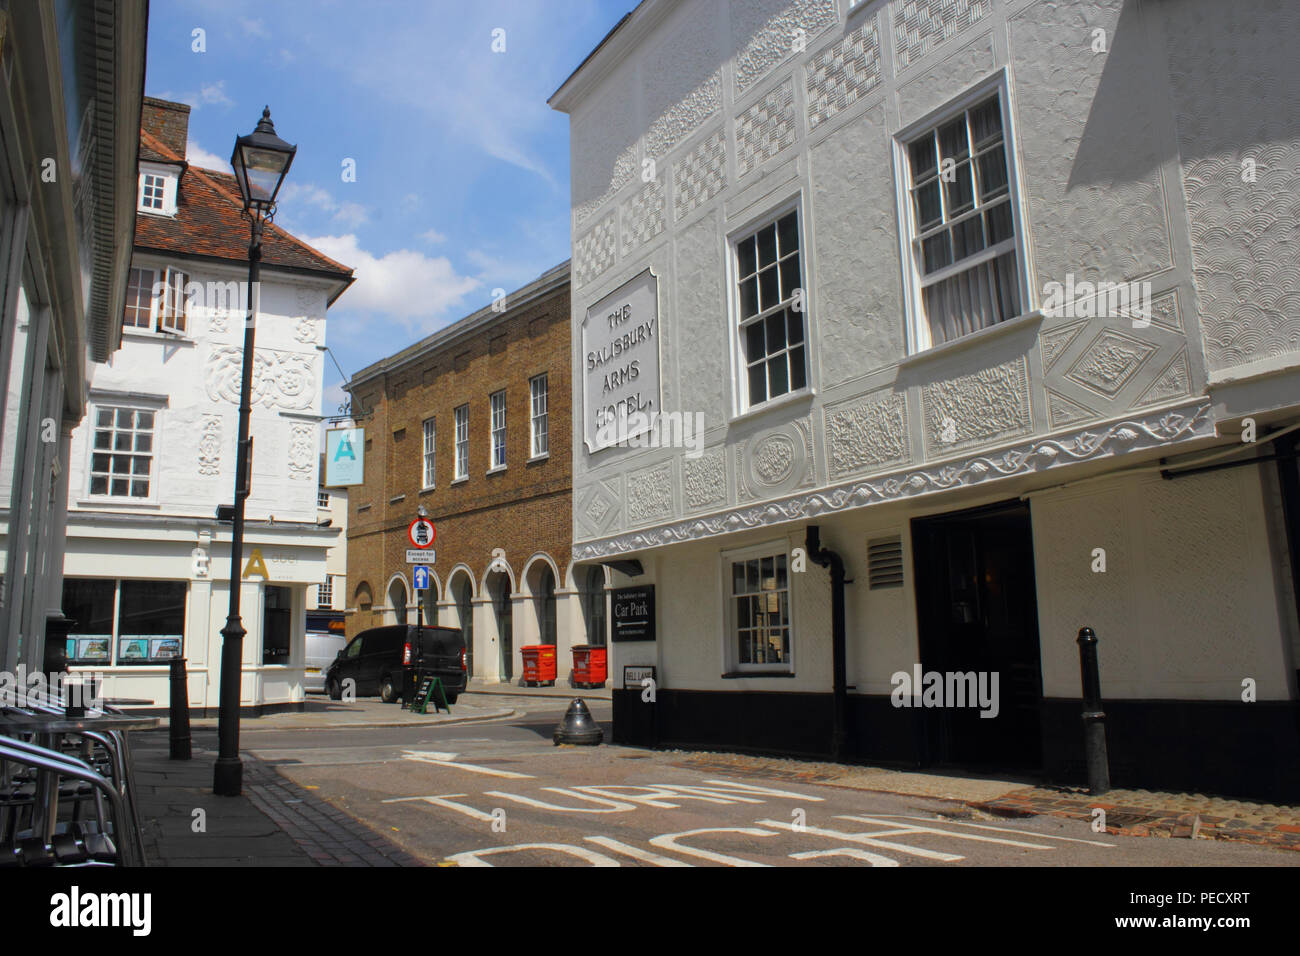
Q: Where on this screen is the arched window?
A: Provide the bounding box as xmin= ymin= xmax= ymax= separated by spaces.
xmin=582 ymin=566 xmax=607 ymax=646
xmin=535 ymin=567 xmax=556 ymax=647
xmin=388 ymin=578 xmax=408 ymax=625
xmin=456 ymin=576 xmax=474 ymax=674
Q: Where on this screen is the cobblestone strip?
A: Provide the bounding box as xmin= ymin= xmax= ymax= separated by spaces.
xmin=974 ymin=788 xmax=1300 ymax=852
xmin=242 ymin=754 xmax=423 ymax=866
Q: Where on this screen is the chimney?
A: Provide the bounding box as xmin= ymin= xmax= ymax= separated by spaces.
xmin=141 ymin=97 xmax=191 ymax=159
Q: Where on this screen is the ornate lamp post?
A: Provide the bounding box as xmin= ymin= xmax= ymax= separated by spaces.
xmin=214 ymin=107 xmax=296 ymax=797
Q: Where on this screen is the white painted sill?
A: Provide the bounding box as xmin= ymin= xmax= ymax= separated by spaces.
xmin=526 ymin=453 xmax=549 ymax=464
xmin=729 ymin=387 xmax=815 ymax=427
xmin=451 ymin=476 xmax=469 ymax=486
xmin=486 ymin=465 xmax=507 ymax=476
xmin=896 ymin=309 xmax=1044 ymax=369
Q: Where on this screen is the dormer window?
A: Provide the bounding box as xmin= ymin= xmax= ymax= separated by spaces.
xmin=137 ymin=163 xmax=178 ymax=215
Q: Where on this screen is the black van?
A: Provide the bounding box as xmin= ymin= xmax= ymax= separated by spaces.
xmin=325 ymin=625 xmax=467 ymax=705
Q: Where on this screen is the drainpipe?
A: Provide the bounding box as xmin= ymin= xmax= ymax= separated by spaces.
xmin=806 ymin=525 xmax=847 ymax=760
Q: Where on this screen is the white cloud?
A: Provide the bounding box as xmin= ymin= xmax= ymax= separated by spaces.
xmin=279 ymin=182 xmax=371 ymax=229
xmin=185 ymin=139 xmax=228 ymax=171
xmin=419 ymin=228 xmax=447 ymax=244
xmin=466 ymin=249 xmax=552 ymax=289
xmin=240 ymin=17 xmax=269 ymax=39
xmin=160 ymin=79 xmax=233 ymax=111
xmin=305 ymin=233 xmax=479 ymax=327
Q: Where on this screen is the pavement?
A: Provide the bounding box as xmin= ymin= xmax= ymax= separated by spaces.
xmin=465 ymin=676 xmax=611 ymax=700
xmin=184 ymin=696 xmax=516 ymax=730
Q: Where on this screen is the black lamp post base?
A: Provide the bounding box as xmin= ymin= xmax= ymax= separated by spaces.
xmin=213 ymin=756 xmax=243 ymax=796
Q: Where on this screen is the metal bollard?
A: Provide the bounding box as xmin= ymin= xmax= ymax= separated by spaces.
xmin=169 ymin=657 xmax=192 ymax=760
xmin=1076 ymin=627 xmax=1110 ymax=794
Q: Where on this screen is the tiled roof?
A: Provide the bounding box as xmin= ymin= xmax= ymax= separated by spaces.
xmin=134 ymin=129 xmax=354 ymax=286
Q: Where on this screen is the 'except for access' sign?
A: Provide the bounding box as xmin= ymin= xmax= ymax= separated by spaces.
xmin=406 ymin=549 xmax=436 ymax=564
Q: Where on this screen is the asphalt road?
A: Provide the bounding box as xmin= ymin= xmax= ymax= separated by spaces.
xmin=241 ymin=695 xmax=1296 ymax=868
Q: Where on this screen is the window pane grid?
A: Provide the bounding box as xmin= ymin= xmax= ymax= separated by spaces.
xmin=140 ymin=174 xmax=165 ymax=210
xmin=89 ymin=406 xmax=154 ymax=498
xmin=422 ymin=418 xmax=436 ymax=487
xmin=730 ymin=553 xmax=791 ymax=667
xmin=490 ymin=391 xmax=506 ymax=468
xmin=530 ymin=374 xmax=548 ymax=457
xmin=454 ymin=405 xmax=469 ymax=479
xmin=736 ymin=211 xmax=808 ymax=407
xmin=123 ymin=268 xmax=154 ymax=329
xmin=905 ymin=94 xmax=1020 ymax=347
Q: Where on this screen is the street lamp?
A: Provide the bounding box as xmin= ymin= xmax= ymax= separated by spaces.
xmin=214 ymin=107 xmax=296 ymax=797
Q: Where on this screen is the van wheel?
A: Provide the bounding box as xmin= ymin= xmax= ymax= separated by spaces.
xmin=327 ymin=677 xmax=342 ymax=701
xmin=380 ymin=675 xmax=398 ymax=703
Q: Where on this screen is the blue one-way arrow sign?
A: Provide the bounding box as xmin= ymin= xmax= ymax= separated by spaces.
xmin=413 ymin=565 xmax=431 ymax=591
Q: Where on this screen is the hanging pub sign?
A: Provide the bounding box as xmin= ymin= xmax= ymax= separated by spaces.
xmin=581 ymin=269 xmax=661 ymax=453
xmin=611 ymin=585 xmax=655 ymax=642
xmin=325 ymin=427 xmax=364 ymax=486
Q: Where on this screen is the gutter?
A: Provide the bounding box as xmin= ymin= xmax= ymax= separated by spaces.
xmin=806 ymin=524 xmax=848 ymax=761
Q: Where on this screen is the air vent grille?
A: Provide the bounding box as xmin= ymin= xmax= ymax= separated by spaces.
xmin=867 ymin=536 xmax=904 ymax=590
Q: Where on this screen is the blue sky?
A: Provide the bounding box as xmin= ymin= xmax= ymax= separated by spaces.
xmin=145 ymin=0 xmax=629 ymax=413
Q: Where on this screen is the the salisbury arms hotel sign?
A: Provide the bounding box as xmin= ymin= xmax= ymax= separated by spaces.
xmin=582 ymin=269 xmax=661 ymax=452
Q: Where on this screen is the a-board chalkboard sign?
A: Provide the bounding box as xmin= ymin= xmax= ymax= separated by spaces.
xmin=411 ymin=674 xmax=449 ymax=714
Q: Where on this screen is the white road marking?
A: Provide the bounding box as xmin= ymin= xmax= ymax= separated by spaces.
xmin=383 ymin=793 xmax=497 ymax=821
xmin=865 ymin=814 xmax=1119 ymax=847
xmin=756 ymin=819 xmax=964 ymax=862
xmin=401 ymin=750 xmax=535 ymax=779
xmin=837 ymin=815 xmax=1056 ymax=850
xmin=445 ymin=843 xmax=621 ymax=867
xmin=585 ymin=836 xmax=693 ymax=866
xmin=484 ymin=788 xmax=638 ymax=813
xmin=789 ymin=848 xmax=899 ymax=867
xmin=648 ymin=827 xmax=777 ymax=867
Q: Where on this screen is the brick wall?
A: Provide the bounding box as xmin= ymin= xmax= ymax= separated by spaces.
xmin=345 ymin=278 xmax=572 ymax=637
xmin=142 ymin=97 xmax=190 ymax=157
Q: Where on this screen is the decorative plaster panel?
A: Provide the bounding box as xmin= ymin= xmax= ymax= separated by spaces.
xmin=288 ymin=424 xmax=315 ymax=480
xmin=732 ymin=0 xmax=837 ymax=95
xmin=825 ymin=391 xmax=910 ymax=479
xmin=893 ymin=0 xmax=992 ymax=73
xmin=806 ymin=17 xmax=882 ymax=131
xmin=577 ymin=477 xmax=623 ymax=538
xmin=573 ymin=212 xmax=617 ymax=288
xmin=627 ymin=461 xmax=675 ymax=526
xmin=1163 ymin=0 xmax=1300 ymax=371
xmin=896 ymin=32 xmax=993 ymax=127
xmin=197 ymin=415 xmax=222 ymax=476
xmin=1065 ymin=329 xmax=1158 ymax=399
xmin=683 ymin=450 xmax=727 ymax=511
xmin=295 ymin=317 xmax=320 ymax=345
xmin=736 ymin=78 xmax=797 ymax=179
xmin=1040 ymin=321 xmax=1087 ymax=372
xmin=922 ymin=357 xmax=1031 ymax=456
xmin=736 ymin=417 xmax=815 ymax=501
xmin=574 ymin=401 xmax=1214 ymax=556
xmin=1133 ymin=348 xmax=1191 ymax=408
xmin=673 ymin=128 xmax=727 ymax=222
xmin=204 ymin=347 xmax=317 ymax=410
xmin=1046 ymin=389 xmax=1096 ymax=429
xmin=644 ymin=7 xmax=723 ymax=160
xmin=620 ymin=177 xmax=666 ymax=255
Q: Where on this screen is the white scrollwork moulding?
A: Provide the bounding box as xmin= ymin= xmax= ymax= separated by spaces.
xmin=573 ymin=399 xmax=1214 ymax=559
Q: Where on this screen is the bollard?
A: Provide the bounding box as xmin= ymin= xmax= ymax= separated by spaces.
xmin=169 ymin=657 xmax=192 ymax=760
xmin=1076 ymin=627 xmax=1110 ymax=794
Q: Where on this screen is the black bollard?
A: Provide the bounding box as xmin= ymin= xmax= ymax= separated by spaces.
xmin=1076 ymin=627 xmax=1110 ymax=794
xmin=553 ymin=698 xmax=603 ymax=746
xmin=169 ymin=657 xmax=192 ymax=760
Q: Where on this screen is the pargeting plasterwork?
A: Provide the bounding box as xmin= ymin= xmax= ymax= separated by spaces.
xmin=825 ymin=391 xmax=909 ymax=479
xmin=573 ymin=400 xmax=1214 ymax=558
xmin=627 ymin=461 xmax=675 ymax=526
xmin=288 ymin=424 xmax=315 ymax=480
xmin=923 ymin=357 xmax=1031 ymax=455
xmin=197 ymin=415 xmax=222 ymax=476
xmin=204 ymin=346 xmax=317 ymax=411
xmin=731 ymin=0 xmax=838 ymax=94
xmin=683 ymin=450 xmax=727 ymax=511
xmin=1066 ymin=329 xmax=1158 ymax=399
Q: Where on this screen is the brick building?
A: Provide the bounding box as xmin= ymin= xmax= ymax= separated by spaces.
xmin=344 ymin=263 xmax=609 ymax=683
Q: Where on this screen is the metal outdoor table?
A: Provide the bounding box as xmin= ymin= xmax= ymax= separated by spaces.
xmin=0 ymin=709 xmax=158 ymax=866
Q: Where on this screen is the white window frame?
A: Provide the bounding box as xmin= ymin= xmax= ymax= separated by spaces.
xmin=529 ymin=374 xmax=548 ymax=459
xmin=892 ymin=70 xmax=1033 ymax=355
xmin=317 ymin=490 xmax=330 ymax=508
xmin=453 ymin=404 xmax=469 ymax=481
xmin=422 ymin=417 xmax=436 ymax=489
xmin=317 ymin=576 xmax=334 ymax=610
xmin=726 ymin=196 xmax=813 ymax=418
xmin=86 ymin=403 xmax=160 ymax=502
xmin=137 ymin=163 xmax=178 ymax=215
xmin=489 ymin=390 xmax=507 ymax=471
xmin=719 ymin=539 xmax=796 ymax=675
xmin=122 ymin=264 xmax=189 ymax=335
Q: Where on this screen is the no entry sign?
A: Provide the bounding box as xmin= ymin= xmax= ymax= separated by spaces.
xmin=408 ymin=517 xmax=436 ymax=548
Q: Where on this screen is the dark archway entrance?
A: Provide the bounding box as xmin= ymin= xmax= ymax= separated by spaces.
xmin=488 ymin=571 xmax=513 ymax=681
